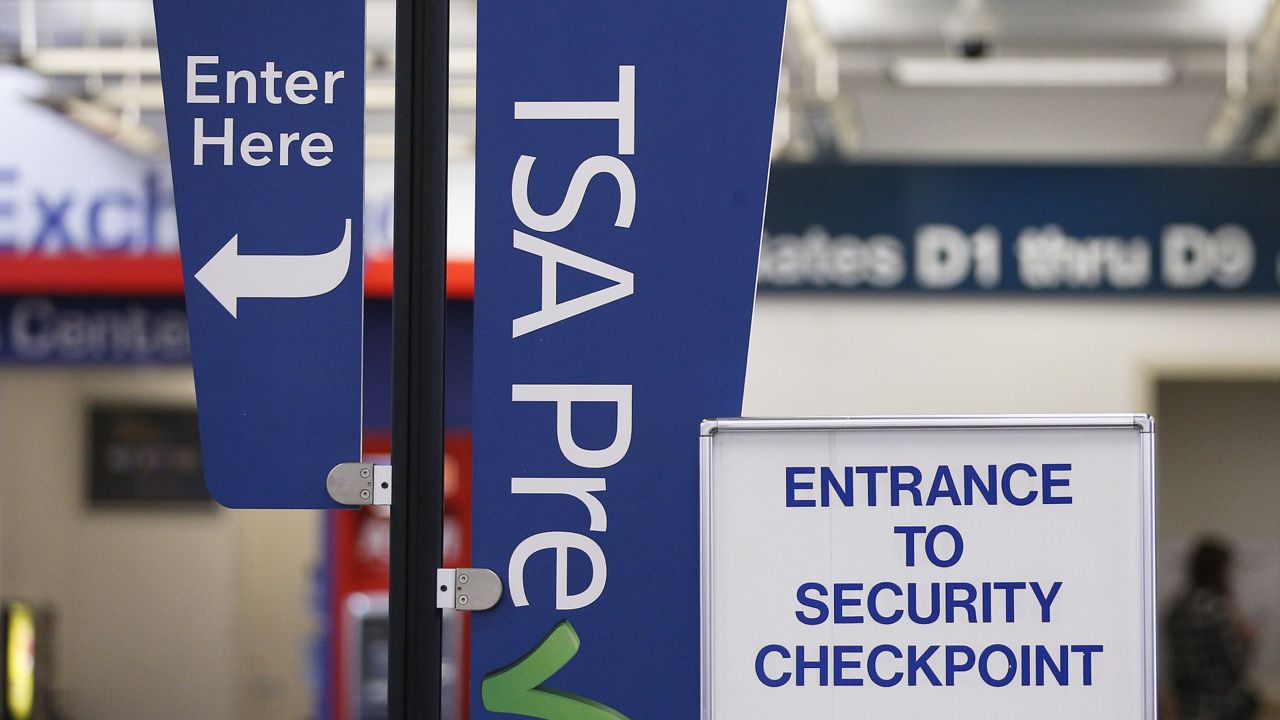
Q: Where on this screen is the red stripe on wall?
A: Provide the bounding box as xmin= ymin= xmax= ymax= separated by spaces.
xmin=0 ymin=256 xmax=187 ymax=296
xmin=0 ymin=256 xmax=476 ymax=299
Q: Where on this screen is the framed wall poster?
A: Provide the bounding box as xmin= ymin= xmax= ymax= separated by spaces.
xmin=87 ymin=404 xmax=209 ymax=506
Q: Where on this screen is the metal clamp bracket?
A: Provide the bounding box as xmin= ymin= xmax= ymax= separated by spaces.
xmin=327 ymin=463 xmax=393 ymax=506
xmin=436 ymin=568 xmax=502 ymax=611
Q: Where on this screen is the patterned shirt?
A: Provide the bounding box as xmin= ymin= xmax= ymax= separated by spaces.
xmin=1166 ymin=588 xmax=1254 ymax=720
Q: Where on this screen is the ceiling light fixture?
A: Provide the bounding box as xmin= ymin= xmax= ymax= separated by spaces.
xmin=890 ymin=57 xmax=1176 ymax=88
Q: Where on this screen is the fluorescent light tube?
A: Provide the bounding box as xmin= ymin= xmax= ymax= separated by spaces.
xmin=891 ymin=57 xmax=1176 ymax=88
xmin=26 ymin=48 xmax=161 ymax=76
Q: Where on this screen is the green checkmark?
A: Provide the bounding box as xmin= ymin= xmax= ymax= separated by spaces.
xmin=481 ymin=620 xmax=631 ymax=719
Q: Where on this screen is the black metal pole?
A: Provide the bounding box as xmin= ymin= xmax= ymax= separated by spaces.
xmin=388 ymin=0 xmax=448 ymax=713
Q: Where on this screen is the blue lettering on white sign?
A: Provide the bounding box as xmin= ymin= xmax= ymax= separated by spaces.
xmin=757 ymin=458 xmax=1104 ymax=691
xmin=0 ymin=166 xmax=178 ymax=254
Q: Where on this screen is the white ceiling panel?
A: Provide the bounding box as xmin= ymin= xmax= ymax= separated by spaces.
xmin=851 ymin=84 xmax=1226 ymax=159
xmin=811 ymin=0 xmax=1273 ymax=46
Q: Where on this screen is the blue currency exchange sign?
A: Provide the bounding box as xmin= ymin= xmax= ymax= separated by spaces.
xmin=153 ymin=0 xmax=364 ymax=508
xmin=472 ymin=2 xmax=788 ymax=717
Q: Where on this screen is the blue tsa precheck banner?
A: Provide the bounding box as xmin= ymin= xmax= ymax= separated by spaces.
xmin=152 ymin=0 xmax=364 ymax=508
xmin=471 ymin=2 xmax=787 ymax=718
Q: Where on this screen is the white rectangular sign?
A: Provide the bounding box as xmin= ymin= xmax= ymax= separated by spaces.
xmin=700 ymin=415 xmax=1155 ymax=719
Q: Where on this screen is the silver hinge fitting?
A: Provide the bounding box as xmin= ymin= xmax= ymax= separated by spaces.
xmin=436 ymin=568 xmax=502 ymax=611
xmin=326 ymin=462 xmax=392 ymax=506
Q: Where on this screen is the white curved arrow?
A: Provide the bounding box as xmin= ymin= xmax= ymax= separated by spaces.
xmin=195 ymin=218 xmax=353 ymax=318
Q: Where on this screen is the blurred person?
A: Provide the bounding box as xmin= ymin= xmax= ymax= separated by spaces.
xmin=1166 ymin=538 xmax=1258 ymax=720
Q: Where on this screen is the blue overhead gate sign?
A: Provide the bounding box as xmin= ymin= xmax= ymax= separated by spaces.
xmin=153 ymin=0 xmax=364 ymax=508
xmin=472 ymin=2 xmax=787 ymax=718
xmin=761 ymin=163 xmax=1280 ymax=295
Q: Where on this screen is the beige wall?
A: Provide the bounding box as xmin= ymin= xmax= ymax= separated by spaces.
xmin=233 ymin=509 xmax=321 ymax=720
xmin=0 ymin=368 xmax=319 ymax=720
xmin=744 ymin=297 xmax=1280 ymax=416
xmin=1157 ymin=379 xmax=1280 ymax=545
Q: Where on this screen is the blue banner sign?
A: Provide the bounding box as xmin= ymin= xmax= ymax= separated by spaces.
xmin=762 ymin=164 xmax=1280 ymax=295
xmin=471 ymin=2 xmax=787 ymax=717
xmin=152 ymin=0 xmax=365 ymax=507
